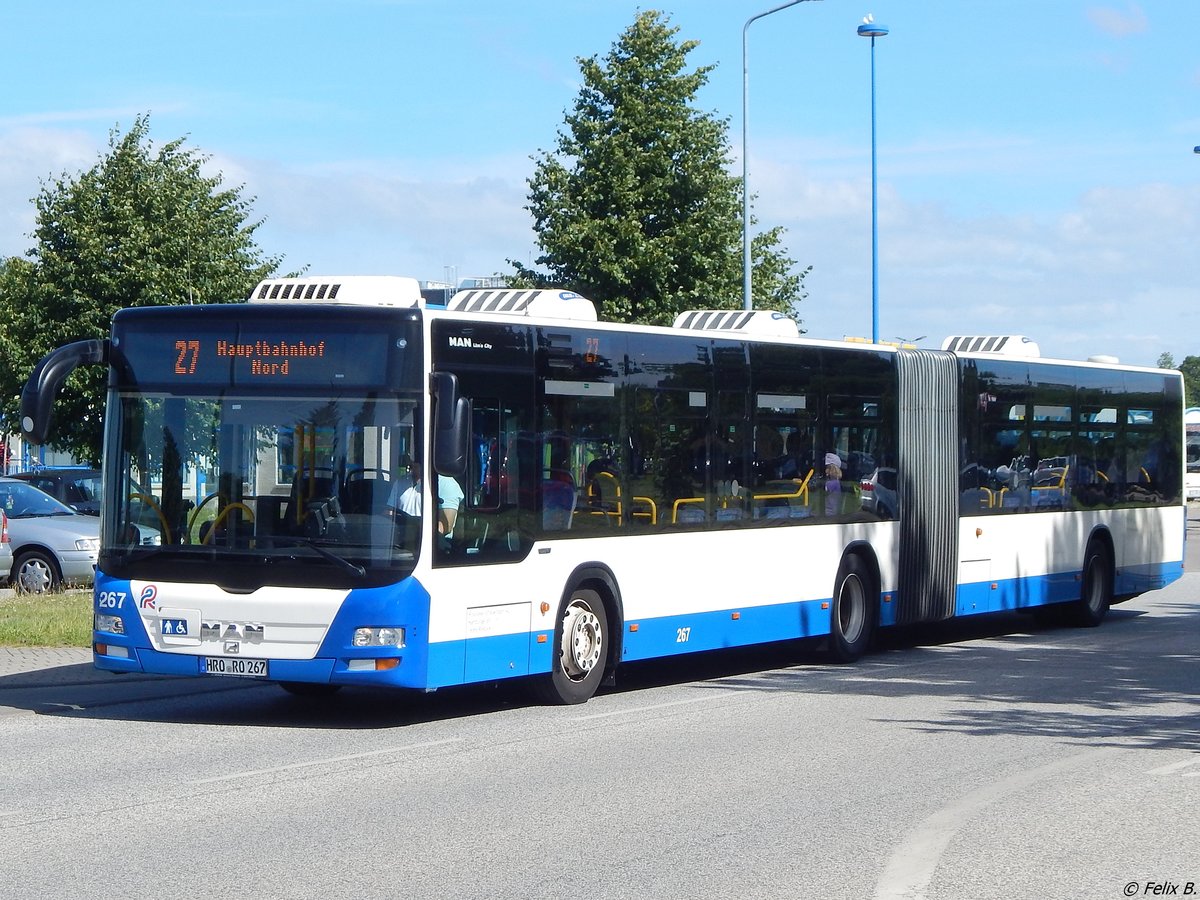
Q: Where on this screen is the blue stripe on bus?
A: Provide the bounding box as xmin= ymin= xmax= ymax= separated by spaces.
xmin=423 ymin=631 xmax=547 ymax=688
xmin=621 ymin=598 xmax=834 ymax=661
xmin=953 ymin=560 xmax=1182 ymax=618
xmin=93 ymin=559 xmax=1182 ymax=688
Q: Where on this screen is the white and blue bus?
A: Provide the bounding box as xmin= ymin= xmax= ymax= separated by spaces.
xmin=21 ymin=277 xmax=1186 ymax=703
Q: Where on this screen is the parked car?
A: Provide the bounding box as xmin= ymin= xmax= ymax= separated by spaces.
xmin=0 ymin=477 xmax=100 ymax=593
xmin=0 ymin=510 xmax=13 ymax=583
xmin=9 ymin=467 xmax=103 ymax=516
xmin=860 ymin=466 xmax=898 ymax=519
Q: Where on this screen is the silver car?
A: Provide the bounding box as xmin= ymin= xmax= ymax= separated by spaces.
xmin=0 ymin=477 xmax=100 ymax=593
xmin=0 ymin=510 xmax=13 ymax=582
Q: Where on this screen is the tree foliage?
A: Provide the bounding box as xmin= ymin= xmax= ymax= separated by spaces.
xmin=0 ymin=115 xmax=281 ymax=463
xmin=516 ymin=10 xmax=808 ymax=326
xmin=1158 ymin=352 xmax=1200 ymax=407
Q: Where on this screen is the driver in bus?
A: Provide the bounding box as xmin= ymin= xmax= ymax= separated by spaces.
xmin=387 ymin=460 xmax=465 ymax=539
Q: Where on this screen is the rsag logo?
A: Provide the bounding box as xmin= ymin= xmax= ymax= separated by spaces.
xmin=138 ymin=585 xmax=159 ymax=610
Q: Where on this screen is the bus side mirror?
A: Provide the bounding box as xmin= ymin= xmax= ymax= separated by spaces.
xmin=431 ymin=371 xmax=469 ymax=479
xmin=20 ymin=339 xmax=109 ymax=445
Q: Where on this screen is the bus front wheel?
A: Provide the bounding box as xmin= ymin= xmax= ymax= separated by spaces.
xmin=536 ymin=588 xmax=608 ymax=705
xmin=829 ymin=554 xmax=876 ymax=663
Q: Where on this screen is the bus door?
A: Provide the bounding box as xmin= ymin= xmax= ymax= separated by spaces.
xmin=430 ymin=319 xmax=536 ymax=564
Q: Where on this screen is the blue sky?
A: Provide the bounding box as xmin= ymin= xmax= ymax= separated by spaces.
xmin=2 ymin=0 xmax=1197 ymax=366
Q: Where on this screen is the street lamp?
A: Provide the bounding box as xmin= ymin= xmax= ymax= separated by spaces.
xmin=742 ymin=0 xmax=821 ymax=311
xmin=858 ymin=14 xmax=887 ymax=343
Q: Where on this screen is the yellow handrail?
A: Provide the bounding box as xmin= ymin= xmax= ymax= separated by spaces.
xmin=752 ymin=469 xmax=814 ymax=507
xmin=631 ymin=496 xmax=657 ymax=525
xmin=672 ymin=497 xmax=705 ymax=523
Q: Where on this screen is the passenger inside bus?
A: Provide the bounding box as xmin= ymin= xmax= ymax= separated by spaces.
xmin=823 ymin=453 xmax=843 ymax=517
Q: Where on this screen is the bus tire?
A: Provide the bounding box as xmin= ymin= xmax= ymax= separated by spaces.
xmin=1070 ymin=540 xmax=1113 ymax=628
xmin=535 ymin=587 xmax=608 ymax=705
xmin=829 ymin=554 xmax=875 ymax=663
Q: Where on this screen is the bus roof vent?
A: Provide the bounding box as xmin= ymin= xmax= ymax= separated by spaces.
xmin=446 ymin=289 xmax=597 ymax=321
xmin=673 ymin=309 xmax=799 ymax=338
xmin=249 ymin=276 xmax=424 ymax=307
xmin=940 ymin=334 xmax=1041 ymax=357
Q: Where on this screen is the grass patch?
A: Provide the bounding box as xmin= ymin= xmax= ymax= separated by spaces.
xmin=0 ymin=589 xmax=92 ymax=647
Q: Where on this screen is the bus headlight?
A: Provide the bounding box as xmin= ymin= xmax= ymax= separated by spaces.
xmin=94 ymin=614 xmax=125 ymax=635
xmin=352 ymin=627 xmax=405 ymax=648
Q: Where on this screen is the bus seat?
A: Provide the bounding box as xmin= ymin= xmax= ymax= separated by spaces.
xmin=959 ymin=488 xmax=991 ymax=513
xmin=542 ymin=479 xmax=577 ymax=531
xmin=343 ymin=474 xmax=392 ymax=516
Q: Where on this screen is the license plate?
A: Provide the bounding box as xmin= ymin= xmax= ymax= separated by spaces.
xmin=203 ymin=657 xmax=268 ymax=678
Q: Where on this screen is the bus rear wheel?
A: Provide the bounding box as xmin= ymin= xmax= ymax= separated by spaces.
xmin=829 ymin=554 xmax=876 ymax=663
xmin=536 ymin=588 xmax=607 ymax=705
xmin=1070 ymin=540 xmax=1113 ymax=628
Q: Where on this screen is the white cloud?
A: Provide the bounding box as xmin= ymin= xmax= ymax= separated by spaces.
xmin=217 ymin=152 xmax=540 ymax=280
xmin=1086 ymin=4 xmax=1149 ymax=38
xmin=749 ymin=152 xmax=1199 ymax=365
xmin=0 ymin=127 xmax=102 ymax=256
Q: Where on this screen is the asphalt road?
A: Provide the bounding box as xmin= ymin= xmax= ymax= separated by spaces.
xmin=1 ymin=515 xmax=1198 ymax=899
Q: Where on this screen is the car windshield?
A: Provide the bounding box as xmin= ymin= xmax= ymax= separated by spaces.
xmin=0 ymin=481 xmax=77 ymax=518
xmin=67 ymin=473 xmax=103 ymax=503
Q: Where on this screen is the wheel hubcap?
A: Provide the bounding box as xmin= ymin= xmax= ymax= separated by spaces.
xmin=561 ymin=600 xmax=603 ymax=680
xmin=20 ymin=562 xmax=51 ymax=593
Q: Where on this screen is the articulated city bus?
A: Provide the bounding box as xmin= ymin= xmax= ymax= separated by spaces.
xmin=21 ymin=277 xmax=1185 ymax=703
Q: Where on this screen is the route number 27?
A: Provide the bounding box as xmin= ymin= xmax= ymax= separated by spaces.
xmin=175 ymin=340 xmax=200 ymax=375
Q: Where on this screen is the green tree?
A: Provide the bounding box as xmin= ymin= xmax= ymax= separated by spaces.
xmin=0 ymin=115 xmax=281 ymax=463
xmin=1178 ymin=356 xmax=1200 ymax=408
xmin=1158 ymin=352 xmax=1200 ymax=407
xmin=516 ymin=10 xmax=808 ymax=326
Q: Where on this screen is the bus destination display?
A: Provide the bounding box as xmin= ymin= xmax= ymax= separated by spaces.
xmin=121 ymin=326 xmax=392 ymax=388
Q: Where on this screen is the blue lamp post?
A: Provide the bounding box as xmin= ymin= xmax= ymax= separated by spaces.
xmin=858 ymin=14 xmax=887 ymax=343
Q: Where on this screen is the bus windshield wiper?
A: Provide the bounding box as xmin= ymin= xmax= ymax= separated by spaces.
xmin=270 ymin=536 xmax=366 ymax=579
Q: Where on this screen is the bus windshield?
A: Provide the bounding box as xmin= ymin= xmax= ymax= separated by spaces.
xmin=99 ymin=307 xmax=424 ymax=590
xmin=102 ymin=390 xmax=421 ymax=589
